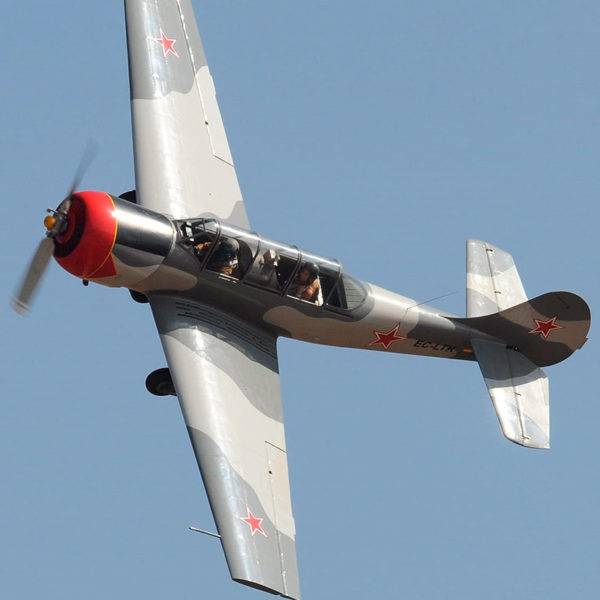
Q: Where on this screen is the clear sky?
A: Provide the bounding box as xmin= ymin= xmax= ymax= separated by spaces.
xmin=2 ymin=1 xmax=599 ymax=598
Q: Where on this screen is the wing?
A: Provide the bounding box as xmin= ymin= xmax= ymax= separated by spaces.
xmin=125 ymin=0 xmax=249 ymax=227
xmin=149 ymin=294 xmax=300 ymax=600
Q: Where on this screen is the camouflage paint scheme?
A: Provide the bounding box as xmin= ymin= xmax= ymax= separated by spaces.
xmin=125 ymin=0 xmax=248 ymax=226
xmin=38 ymin=1 xmax=591 ymax=599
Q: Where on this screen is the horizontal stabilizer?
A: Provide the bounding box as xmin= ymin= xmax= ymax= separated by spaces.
xmin=466 ymin=239 xmax=527 ymax=317
xmin=472 ymin=339 xmax=549 ymax=449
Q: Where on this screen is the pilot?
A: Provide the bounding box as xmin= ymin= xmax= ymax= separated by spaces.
xmin=205 ymin=238 xmax=240 ymax=277
xmin=288 ymin=263 xmax=320 ymax=303
xmin=193 ymin=233 xmax=215 ymax=260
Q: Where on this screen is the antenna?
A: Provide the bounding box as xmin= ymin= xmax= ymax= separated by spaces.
xmin=189 ymin=526 xmax=221 ymax=539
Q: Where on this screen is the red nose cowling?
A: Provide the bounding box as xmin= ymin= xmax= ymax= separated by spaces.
xmin=54 ymin=191 xmax=118 ymax=279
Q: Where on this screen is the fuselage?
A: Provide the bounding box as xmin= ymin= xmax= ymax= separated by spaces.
xmin=53 ymin=191 xmax=490 ymax=360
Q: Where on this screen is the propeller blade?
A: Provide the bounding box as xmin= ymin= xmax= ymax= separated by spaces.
xmin=13 ymin=141 xmax=99 ymax=315
xmin=67 ymin=139 xmax=98 ymax=198
xmin=11 ymin=237 xmax=55 ymax=315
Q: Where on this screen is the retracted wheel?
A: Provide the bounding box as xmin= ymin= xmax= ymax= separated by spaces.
xmin=145 ymin=368 xmax=176 ymax=396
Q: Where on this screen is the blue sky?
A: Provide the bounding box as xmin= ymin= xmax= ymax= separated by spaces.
xmin=3 ymin=1 xmax=599 ymax=598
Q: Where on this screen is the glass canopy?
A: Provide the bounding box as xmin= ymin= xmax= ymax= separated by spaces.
xmin=176 ymin=218 xmax=367 ymax=311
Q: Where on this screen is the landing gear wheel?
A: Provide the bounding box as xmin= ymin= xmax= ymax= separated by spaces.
xmin=145 ymin=368 xmax=175 ymax=396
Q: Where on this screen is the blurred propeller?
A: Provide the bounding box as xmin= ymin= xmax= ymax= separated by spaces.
xmin=11 ymin=141 xmax=98 ymax=315
xmin=12 ymin=238 xmax=55 ymax=315
xmin=67 ymin=139 xmax=98 ymax=201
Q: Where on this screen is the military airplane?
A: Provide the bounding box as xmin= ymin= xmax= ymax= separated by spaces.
xmin=12 ymin=1 xmax=591 ymax=599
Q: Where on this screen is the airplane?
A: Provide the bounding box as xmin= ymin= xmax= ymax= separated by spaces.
xmin=12 ymin=1 xmax=591 ymax=599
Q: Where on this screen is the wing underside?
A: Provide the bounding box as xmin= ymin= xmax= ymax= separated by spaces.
xmin=125 ymin=0 xmax=249 ymax=226
xmin=149 ymin=294 xmax=300 ymax=599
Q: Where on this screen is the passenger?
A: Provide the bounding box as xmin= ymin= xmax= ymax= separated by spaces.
xmin=288 ymin=263 xmax=320 ymax=303
xmin=251 ymin=249 xmax=280 ymax=287
xmin=206 ymin=238 xmax=240 ymax=277
xmin=193 ymin=234 xmax=215 ymax=260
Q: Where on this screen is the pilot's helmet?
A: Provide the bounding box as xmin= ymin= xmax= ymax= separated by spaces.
xmin=220 ymin=238 xmax=239 ymax=258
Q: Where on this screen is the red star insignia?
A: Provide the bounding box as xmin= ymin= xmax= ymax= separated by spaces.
xmin=529 ymin=316 xmax=564 ymax=340
xmin=152 ymin=29 xmax=179 ymax=58
xmin=369 ymin=322 xmax=407 ymax=350
xmin=240 ymin=506 xmax=267 ymax=538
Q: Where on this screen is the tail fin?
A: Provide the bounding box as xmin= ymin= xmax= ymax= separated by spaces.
xmin=458 ymin=240 xmax=591 ymax=449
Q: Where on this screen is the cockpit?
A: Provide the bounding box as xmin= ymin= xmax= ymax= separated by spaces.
xmin=177 ymin=218 xmax=367 ymax=311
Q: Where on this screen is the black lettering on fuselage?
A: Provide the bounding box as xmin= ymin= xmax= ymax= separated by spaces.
xmin=413 ymin=339 xmax=456 ymax=353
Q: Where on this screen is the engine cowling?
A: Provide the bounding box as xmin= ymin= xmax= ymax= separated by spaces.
xmin=54 ymin=191 xmax=118 ymax=279
xmin=54 ymin=191 xmax=174 ymax=288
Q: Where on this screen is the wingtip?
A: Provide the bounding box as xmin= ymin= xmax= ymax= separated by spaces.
xmin=506 ymin=434 xmax=550 ymax=450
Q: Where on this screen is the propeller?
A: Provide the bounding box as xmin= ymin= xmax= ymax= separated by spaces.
xmin=12 ymin=238 xmax=55 ymax=315
xmin=11 ymin=141 xmax=98 ymax=315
